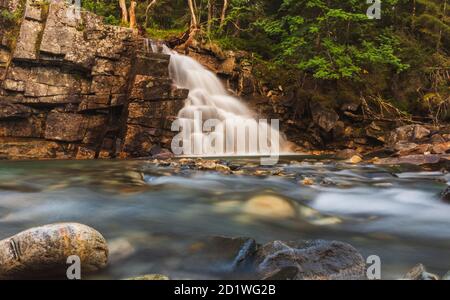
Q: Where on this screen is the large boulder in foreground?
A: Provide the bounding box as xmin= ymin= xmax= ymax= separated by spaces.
xmin=254 ymin=240 xmax=365 ymax=280
xmin=185 ymin=236 xmax=365 ymax=280
xmin=0 ymin=223 xmax=108 ymax=279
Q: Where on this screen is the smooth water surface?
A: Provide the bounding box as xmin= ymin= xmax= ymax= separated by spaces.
xmin=0 ymin=158 xmax=449 ymax=279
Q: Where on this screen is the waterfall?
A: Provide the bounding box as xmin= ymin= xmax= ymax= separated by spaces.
xmin=152 ymin=42 xmax=289 ymax=158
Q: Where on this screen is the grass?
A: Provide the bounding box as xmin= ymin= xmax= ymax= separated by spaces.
xmin=145 ymin=27 xmax=187 ymax=41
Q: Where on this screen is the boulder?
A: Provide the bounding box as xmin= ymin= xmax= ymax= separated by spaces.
xmin=441 ymin=187 xmax=450 ymax=203
xmin=310 ymin=102 xmax=340 ymax=133
xmin=254 ymin=240 xmax=365 ymax=280
xmin=403 ymin=264 xmax=439 ymax=280
xmin=0 ymin=223 xmax=108 ymax=279
xmin=388 ymin=125 xmax=431 ymax=145
xmin=336 ymin=149 xmax=359 ymax=159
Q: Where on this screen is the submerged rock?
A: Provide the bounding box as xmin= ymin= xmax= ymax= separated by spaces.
xmin=125 ymin=274 xmax=170 ymax=280
xmin=347 ymin=155 xmax=363 ymax=164
xmin=243 ymin=195 xmax=297 ymax=219
xmin=403 ymin=264 xmax=439 ymax=280
xmin=0 ymin=223 xmax=108 ymax=279
xmin=183 ymin=236 xmax=364 ymax=280
xmin=254 ymin=240 xmax=365 ymax=280
xmin=441 ymin=187 xmax=450 ymax=203
xmin=442 ymin=271 xmax=450 ymax=280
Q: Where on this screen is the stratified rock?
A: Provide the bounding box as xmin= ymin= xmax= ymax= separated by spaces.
xmin=125 ymin=274 xmax=170 ymax=280
xmin=441 ymin=187 xmax=450 ymax=203
xmin=0 ymin=103 xmax=32 ymax=119
xmin=0 ymin=223 xmax=108 ymax=279
xmin=403 ymin=264 xmax=439 ymax=280
xmin=254 ymin=240 xmax=365 ymax=280
xmin=0 ymin=0 xmax=188 ymax=160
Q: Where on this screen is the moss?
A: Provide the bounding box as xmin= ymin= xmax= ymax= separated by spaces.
xmin=145 ymin=27 xmax=187 ymax=41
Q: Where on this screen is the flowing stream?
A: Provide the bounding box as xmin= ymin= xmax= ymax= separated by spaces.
xmin=0 ymin=158 xmax=449 ymax=279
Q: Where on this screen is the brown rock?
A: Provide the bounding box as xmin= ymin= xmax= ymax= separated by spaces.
xmin=0 ymin=223 xmax=108 ymax=279
xmin=374 ymin=154 xmax=442 ymax=165
xmin=0 ymin=103 xmax=32 ymax=119
xmin=44 ymin=112 xmax=85 ymax=142
xmin=431 ymin=142 xmax=450 ymax=154
xmin=431 ymin=134 xmax=446 ymax=144
xmin=388 ymin=125 xmax=431 ymax=145
xmin=336 ymin=149 xmax=358 ymax=159
xmin=76 ymin=146 xmax=96 ymax=160
xmin=0 ymin=138 xmax=72 ymax=160
xmin=394 ymin=142 xmax=431 ymax=156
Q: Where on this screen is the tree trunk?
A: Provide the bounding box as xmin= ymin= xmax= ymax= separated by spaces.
xmin=145 ymin=0 xmax=158 ymax=28
xmin=219 ymin=0 xmax=228 ymax=28
xmin=437 ymin=0 xmax=447 ymax=51
xmin=119 ymin=0 xmax=128 ymax=24
xmin=207 ymin=0 xmax=213 ymax=34
xmin=129 ymin=0 xmax=137 ymax=30
xmin=188 ymin=0 xmax=198 ymax=28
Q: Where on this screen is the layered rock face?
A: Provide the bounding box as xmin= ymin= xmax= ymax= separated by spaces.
xmin=0 ymin=0 xmax=187 ymax=160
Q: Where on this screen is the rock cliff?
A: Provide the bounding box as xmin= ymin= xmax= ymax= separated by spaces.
xmin=0 ymin=0 xmax=188 ymax=160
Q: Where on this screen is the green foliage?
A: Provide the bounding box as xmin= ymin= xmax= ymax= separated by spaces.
xmin=81 ymin=0 xmax=120 ymax=25
xmin=83 ymin=0 xmax=448 ymax=118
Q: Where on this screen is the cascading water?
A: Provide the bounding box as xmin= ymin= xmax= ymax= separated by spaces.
xmin=153 ymin=42 xmax=289 ymax=157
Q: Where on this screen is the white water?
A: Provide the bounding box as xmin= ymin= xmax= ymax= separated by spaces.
xmin=154 ymin=43 xmax=289 ymax=156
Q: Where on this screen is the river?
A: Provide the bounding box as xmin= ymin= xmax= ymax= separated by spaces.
xmin=0 ymin=157 xmax=448 ymax=279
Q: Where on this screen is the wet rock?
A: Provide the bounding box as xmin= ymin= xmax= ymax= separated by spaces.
xmin=442 ymin=271 xmax=450 ymax=280
xmin=152 ymin=149 xmax=174 ymax=160
xmin=243 ymin=195 xmax=296 ymax=219
xmin=403 ymin=264 xmax=439 ymax=280
xmin=441 ymin=186 xmax=450 ymax=203
xmin=336 ymin=149 xmax=358 ymax=159
xmin=347 ymin=155 xmax=363 ymax=164
xmin=374 ymin=154 xmax=443 ymax=166
xmin=301 ymin=177 xmax=315 ymax=185
xmin=108 ymin=238 xmax=135 ymax=265
xmin=0 ymin=223 xmax=108 ymax=279
xmin=254 ymin=240 xmax=365 ymax=280
xmin=125 ymin=274 xmax=170 ymax=280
